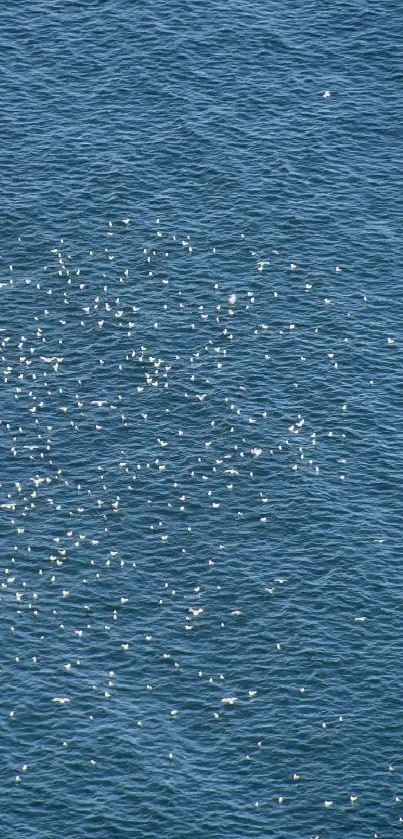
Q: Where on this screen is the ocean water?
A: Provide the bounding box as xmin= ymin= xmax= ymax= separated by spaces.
xmin=1 ymin=1 xmax=403 ymax=837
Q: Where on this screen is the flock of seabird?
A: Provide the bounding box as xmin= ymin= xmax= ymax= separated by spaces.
xmin=0 ymin=218 xmax=398 ymax=836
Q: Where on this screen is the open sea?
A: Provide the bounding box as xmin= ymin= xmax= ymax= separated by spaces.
xmin=1 ymin=1 xmax=403 ymax=837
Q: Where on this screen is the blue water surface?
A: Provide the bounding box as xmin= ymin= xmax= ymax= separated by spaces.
xmin=0 ymin=2 xmax=403 ymax=837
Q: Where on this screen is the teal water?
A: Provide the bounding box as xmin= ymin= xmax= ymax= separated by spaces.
xmin=1 ymin=2 xmax=403 ymax=837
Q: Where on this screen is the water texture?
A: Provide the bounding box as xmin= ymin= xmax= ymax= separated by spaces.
xmin=0 ymin=2 xmax=402 ymax=837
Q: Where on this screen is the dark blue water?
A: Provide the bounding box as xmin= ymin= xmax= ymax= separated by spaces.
xmin=1 ymin=2 xmax=403 ymax=837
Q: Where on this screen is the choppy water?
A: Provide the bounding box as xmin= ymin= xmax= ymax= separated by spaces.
xmin=1 ymin=2 xmax=403 ymax=837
